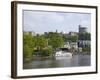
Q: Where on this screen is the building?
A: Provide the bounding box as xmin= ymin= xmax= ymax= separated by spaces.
xmin=64 ymin=42 xmax=71 ymax=49
xmin=24 ymin=31 xmax=36 ymax=36
xmin=79 ymin=25 xmax=87 ymax=33
xmin=69 ymin=32 xmax=78 ymax=36
xmin=63 ymin=42 xmax=78 ymax=52
xmin=78 ymin=24 xmax=91 ymax=49
xmin=78 ymin=40 xmax=91 ymax=48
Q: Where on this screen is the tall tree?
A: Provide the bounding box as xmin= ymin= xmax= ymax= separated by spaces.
xmin=48 ymin=33 xmax=64 ymax=49
xmin=23 ymin=33 xmax=35 ymax=60
xmin=35 ymin=35 xmax=48 ymax=50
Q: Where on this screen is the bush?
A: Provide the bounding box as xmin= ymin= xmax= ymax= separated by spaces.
xmin=34 ymin=47 xmax=53 ymax=57
xmin=82 ymin=47 xmax=91 ymax=53
xmin=23 ymin=45 xmax=33 ymax=61
xmin=41 ymin=49 xmax=49 ymax=56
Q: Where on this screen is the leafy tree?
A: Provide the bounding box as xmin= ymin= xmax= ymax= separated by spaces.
xmin=63 ymin=35 xmax=78 ymax=42
xmin=39 ymin=48 xmax=53 ymax=56
xmin=48 ymin=33 xmax=64 ymax=49
xmin=23 ymin=33 xmax=35 ymax=60
xmin=23 ymin=44 xmax=33 ymax=59
xmin=34 ymin=35 xmax=53 ymax=56
xmin=35 ymin=35 xmax=48 ymax=50
xmin=23 ymin=33 xmax=35 ymax=48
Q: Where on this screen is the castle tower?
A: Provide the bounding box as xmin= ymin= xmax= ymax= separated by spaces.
xmin=79 ymin=25 xmax=87 ymax=33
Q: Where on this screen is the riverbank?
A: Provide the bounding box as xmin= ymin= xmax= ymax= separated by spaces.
xmin=24 ymin=56 xmax=53 ymax=63
xmin=73 ymin=52 xmax=91 ymax=55
xmin=24 ymin=52 xmax=90 ymax=63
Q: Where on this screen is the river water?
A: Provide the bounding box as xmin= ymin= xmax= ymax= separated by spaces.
xmin=23 ymin=54 xmax=91 ymax=69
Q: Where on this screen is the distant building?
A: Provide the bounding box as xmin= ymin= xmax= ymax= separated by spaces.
xmin=78 ymin=24 xmax=91 ymax=48
xmin=24 ymin=31 xmax=36 ymax=36
xmin=79 ymin=25 xmax=87 ymax=33
xmin=64 ymin=42 xmax=78 ymax=51
xmin=78 ymin=40 xmax=91 ymax=48
xmin=70 ymin=42 xmax=78 ymax=51
xmin=69 ymin=32 xmax=78 ymax=36
xmin=64 ymin=42 xmax=71 ymax=49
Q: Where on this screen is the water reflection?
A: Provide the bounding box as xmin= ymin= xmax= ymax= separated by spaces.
xmin=23 ymin=54 xmax=91 ymax=69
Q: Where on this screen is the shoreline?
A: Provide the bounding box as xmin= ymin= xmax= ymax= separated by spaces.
xmin=24 ymin=52 xmax=90 ymax=63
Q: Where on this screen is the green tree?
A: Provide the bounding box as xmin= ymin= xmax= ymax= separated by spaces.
xmin=35 ymin=35 xmax=48 ymax=50
xmin=23 ymin=44 xmax=33 ymax=59
xmin=23 ymin=33 xmax=35 ymax=60
xmin=64 ymin=35 xmax=78 ymax=42
xmin=48 ymin=33 xmax=64 ymax=49
xmin=39 ymin=47 xmax=53 ymax=56
xmin=34 ymin=35 xmax=53 ymax=56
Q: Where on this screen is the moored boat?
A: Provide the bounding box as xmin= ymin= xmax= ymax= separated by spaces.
xmin=55 ymin=51 xmax=72 ymax=59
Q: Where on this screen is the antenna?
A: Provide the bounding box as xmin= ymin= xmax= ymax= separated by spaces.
xmin=79 ymin=17 xmax=82 ymax=28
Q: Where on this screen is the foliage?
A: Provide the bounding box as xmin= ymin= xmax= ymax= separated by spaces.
xmin=23 ymin=31 xmax=91 ymax=58
xmin=35 ymin=35 xmax=48 ymax=50
xmin=64 ymin=35 xmax=78 ymax=42
xmin=78 ymin=33 xmax=91 ymax=40
xmin=33 ymin=47 xmax=53 ymax=56
xmin=48 ymin=33 xmax=64 ymax=49
xmin=23 ymin=44 xmax=33 ymax=58
xmin=23 ymin=33 xmax=35 ymax=48
xmin=23 ymin=33 xmax=35 ymax=60
xmin=82 ymin=46 xmax=91 ymax=53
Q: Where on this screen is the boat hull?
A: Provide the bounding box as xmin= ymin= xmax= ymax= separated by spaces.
xmin=55 ymin=51 xmax=72 ymax=58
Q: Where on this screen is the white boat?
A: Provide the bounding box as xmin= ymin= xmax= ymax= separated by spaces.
xmin=55 ymin=51 xmax=72 ymax=57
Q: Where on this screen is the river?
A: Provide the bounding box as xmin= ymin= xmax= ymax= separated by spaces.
xmin=23 ymin=54 xmax=91 ymax=69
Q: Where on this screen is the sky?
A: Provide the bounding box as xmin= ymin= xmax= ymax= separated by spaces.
xmin=23 ymin=10 xmax=91 ymax=34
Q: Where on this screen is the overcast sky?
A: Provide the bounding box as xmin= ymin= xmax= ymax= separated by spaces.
xmin=23 ymin=10 xmax=91 ymax=34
